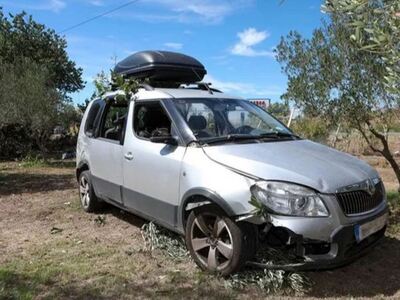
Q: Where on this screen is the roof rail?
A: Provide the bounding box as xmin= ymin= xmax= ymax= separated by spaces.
xmin=139 ymin=83 xmax=154 ymax=91
xmin=180 ymin=82 xmax=222 ymax=94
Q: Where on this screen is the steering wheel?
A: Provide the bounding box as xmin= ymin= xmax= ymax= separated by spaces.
xmin=235 ymin=125 xmax=254 ymax=134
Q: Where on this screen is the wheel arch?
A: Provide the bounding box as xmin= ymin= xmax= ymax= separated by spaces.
xmin=76 ymin=160 xmax=90 ymax=181
xmin=178 ymin=188 xmax=236 ymax=231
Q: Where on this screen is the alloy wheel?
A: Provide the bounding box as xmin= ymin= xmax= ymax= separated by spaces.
xmin=190 ymin=213 xmax=234 ymax=271
xmin=79 ymin=176 xmax=90 ymax=208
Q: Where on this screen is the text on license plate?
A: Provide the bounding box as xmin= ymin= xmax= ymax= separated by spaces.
xmin=354 ymin=213 xmax=387 ymax=243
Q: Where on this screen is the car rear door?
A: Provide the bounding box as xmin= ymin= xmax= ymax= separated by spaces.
xmin=88 ymin=96 xmax=128 ymax=204
xmin=122 ymin=100 xmax=186 ymax=228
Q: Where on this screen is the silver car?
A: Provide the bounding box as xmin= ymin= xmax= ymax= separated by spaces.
xmin=76 ymin=86 xmax=388 ymax=275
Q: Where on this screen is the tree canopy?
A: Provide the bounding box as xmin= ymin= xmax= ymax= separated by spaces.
xmin=323 ymin=0 xmax=399 ymax=94
xmin=276 ymin=3 xmax=400 ymax=189
xmin=0 ymin=9 xmax=84 ymax=158
xmin=0 ymin=9 xmax=84 ymax=94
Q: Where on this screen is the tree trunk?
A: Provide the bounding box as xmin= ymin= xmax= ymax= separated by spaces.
xmin=358 ymin=124 xmax=400 ymax=192
xmin=34 ymin=130 xmax=49 ymax=162
xmin=381 ymin=147 xmax=400 ymax=193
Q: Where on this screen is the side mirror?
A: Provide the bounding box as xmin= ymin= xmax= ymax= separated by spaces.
xmin=150 ymin=135 xmax=178 ymax=145
xmin=86 ymin=130 xmax=94 ymax=138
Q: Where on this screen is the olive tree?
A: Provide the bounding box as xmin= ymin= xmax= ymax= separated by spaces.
xmin=323 ymin=0 xmax=399 ymax=94
xmin=0 ymin=10 xmax=84 ymax=158
xmin=0 ymin=9 xmax=84 ymax=94
xmin=0 ymin=59 xmax=61 ymax=157
xmin=276 ymin=15 xmax=400 ymax=189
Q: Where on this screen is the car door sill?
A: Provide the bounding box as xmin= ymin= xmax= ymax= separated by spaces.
xmin=100 ymin=196 xmax=184 ymax=235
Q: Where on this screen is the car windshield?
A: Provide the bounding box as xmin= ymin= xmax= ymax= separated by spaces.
xmin=172 ymin=98 xmax=296 ymax=144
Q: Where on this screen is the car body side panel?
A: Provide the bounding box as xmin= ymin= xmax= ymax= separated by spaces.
xmin=178 ymin=147 xmax=256 ymax=226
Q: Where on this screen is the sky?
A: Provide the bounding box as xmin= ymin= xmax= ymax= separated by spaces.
xmin=1 ymin=0 xmax=325 ymax=105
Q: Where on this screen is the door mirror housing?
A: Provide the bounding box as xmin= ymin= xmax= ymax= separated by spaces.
xmin=150 ymin=135 xmax=178 ymax=145
xmin=86 ymin=130 xmax=94 ymax=138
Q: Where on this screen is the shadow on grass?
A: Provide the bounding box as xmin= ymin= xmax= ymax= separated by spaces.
xmin=307 ymin=236 xmax=400 ymax=298
xmin=0 ymin=267 xmax=234 ymax=300
xmin=0 ymin=172 xmax=75 ymax=196
xmin=0 ymin=268 xmax=109 ymax=300
xmin=100 ymin=204 xmax=148 ymax=229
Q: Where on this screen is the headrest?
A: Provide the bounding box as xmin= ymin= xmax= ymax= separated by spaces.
xmin=188 ymin=115 xmax=207 ymax=131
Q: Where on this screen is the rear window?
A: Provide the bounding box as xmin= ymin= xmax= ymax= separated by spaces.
xmin=85 ymin=101 xmax=102 ymax=136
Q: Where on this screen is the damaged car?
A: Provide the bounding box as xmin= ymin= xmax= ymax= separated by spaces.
xmin=76 ymin=51 xmax=388 ymax=275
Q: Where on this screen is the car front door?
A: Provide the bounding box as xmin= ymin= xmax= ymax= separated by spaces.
xmin=88 ymin=97 xmax=128 ymax=204
xmin=122 ymin=100 xmax=186 ymax=228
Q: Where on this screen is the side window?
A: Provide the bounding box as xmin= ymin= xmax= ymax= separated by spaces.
xmin=133 ymin=102 xmax=172 ymax=139
xmin=84 ymin=101 xmax=101 ymax=136
xmin=99 ymin=102 xmax=128 ymax=142
xmin=186 ymin=103 xmax=216 ymax=138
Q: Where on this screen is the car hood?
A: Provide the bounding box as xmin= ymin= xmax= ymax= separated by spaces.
xmin=202 ymin=140 xmax=378 ymax=194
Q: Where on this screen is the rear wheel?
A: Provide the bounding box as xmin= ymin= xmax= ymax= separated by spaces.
xmin=185 ymin=205 xmax=256 ymax=276
xmin=79 ymin=170 xmax=102 ymax=213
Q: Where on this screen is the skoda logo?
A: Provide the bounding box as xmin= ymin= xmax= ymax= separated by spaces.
xmin=366 ymin=179 xmax=376 ymax=195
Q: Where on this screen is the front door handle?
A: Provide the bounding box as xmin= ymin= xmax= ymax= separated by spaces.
xmin=124 ymin=152 xmax=133 ymax=160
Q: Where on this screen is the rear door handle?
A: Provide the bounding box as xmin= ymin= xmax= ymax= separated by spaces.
xmin=124 ymin=152 xmax=133 ymax=160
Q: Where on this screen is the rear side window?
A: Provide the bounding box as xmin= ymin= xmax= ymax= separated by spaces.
xmin=100 ymin=103 xmax=128 ymax=142
xmin=85 ymin=101 xmax=102 ymax=136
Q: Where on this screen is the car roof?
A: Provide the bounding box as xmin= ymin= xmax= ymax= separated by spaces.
xmin=102 ymin=87 xmax=242 ymax=101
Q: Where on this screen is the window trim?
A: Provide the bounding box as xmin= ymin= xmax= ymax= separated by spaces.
xmin=84 ymin=99 xmax=103 ymax=138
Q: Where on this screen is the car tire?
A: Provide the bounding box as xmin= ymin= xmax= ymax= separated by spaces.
xmin=78 ymin=170 xmax=102 ymax=213
xmin=185 ymin=204 xmax=256 ymax=276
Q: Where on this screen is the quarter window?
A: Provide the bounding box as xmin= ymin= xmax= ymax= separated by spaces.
xmin=84 ymin=101 xmax=102 ymax=136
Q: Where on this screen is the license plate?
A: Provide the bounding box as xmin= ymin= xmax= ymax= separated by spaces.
xmin=354 ymin=213 xmax=387 ymax=243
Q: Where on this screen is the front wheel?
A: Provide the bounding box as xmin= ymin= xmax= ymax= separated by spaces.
xmin=185 ymin=205 xmax=256 ymax=276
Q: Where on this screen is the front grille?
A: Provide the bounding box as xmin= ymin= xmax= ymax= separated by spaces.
xmin=336 ymin=182 xmax=384 ymax=215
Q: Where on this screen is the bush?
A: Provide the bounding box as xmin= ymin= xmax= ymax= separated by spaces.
xmin=291 ymin=117 xmax=331 ymax=143
xmin=0 ymin=124 xmax=35 ymax=159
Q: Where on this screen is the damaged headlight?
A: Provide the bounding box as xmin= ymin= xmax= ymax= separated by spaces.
xmin=250 ymin=181 xmax=329 ymax=217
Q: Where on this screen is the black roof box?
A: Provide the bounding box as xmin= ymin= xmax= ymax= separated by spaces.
xmin=114 ymin=50 xmax=206 ymax=84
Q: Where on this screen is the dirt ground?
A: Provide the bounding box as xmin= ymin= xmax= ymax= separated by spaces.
xmin=0 ymin=158 xmax=399 ymax=299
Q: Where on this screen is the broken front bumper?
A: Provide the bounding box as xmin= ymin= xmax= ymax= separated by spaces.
xmin=246 ymin=195 xmax=389 ymax=271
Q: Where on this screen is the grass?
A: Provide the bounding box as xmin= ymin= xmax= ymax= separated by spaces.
xmin=0 ymin=221 xmax=312 ymax=299
xmin=0 ymin=236 xmax=238 ymax=299
xmin=387 ymin=190 xmax=400 ymax=234
xmin=1 ymin=160 xmax=399 ymax=299
xmin=0 ymin=269 xmax=35 ymax=300
xmin=0 ymin=238 xmax=135 ymax=299
xmin=141 ymin=222 xmax=311 ymax=295
xmin=19 ymin=155 xmax=48 ymax=168
xmin=387 ymin=190 xmax=400 ymax=205
xmin=18 ymin=155 xmax=75 ymax=169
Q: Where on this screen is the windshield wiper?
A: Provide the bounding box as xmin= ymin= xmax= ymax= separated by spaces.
xmin=257 ymin=132 xmax=300 ymax=139
xmin=199 ymin=132 xmax=300 ymax=146
xmin=200 ymin=134 xmax=260 ymax=145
